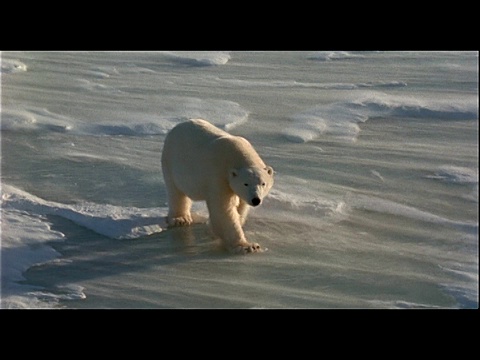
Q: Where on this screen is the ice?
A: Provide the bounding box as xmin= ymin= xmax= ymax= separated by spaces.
xmin=1 ymin=97 xmax=248 ymax=136
xmin=1 ymin=107 xmax=74 ymax=132
xmin=1 ymin=209 xmax=66 ymax=308
xmin=1 ymin=51 xmax=477 ymax=309
xmin=283 ymin=91 xmax=478 ymax=143
xmin=1 ymin=184 xmax=169 ymax=240
xmin=352 ymin=194 xmax=478 ymax=231
xmin=427 ymin=165 xmax=478 ymax=184
xmin=1 ymin=58 xmax=27 ymax=74
xmin=307 ymin=51 xmax=365 ymax=62
xmin=163 ymin=51 xmax=231 ymax=66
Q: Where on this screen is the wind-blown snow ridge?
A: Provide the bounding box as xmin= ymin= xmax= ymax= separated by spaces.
xmin=284 ymin=92 xmax=478 ymax=143
xmin=1 ymin=98 xmax=249 ymax=136
xmin=1 ymin=58 xmax=28 ymax=74
xmin=353 ymin=194 xmax=478 ymax=231
xmin=308 ymin=51 xmax=365 ymax=62
xmin=1 ymin=184 xmax=167 ymax=239
xmin=427 ymin=166 xmax=478 ymax=184
xmin=163 ymin=51 xmax=231 ymax=66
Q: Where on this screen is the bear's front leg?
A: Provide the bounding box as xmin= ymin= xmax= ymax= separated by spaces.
xmin=237 ymin=198 xmax=251 ymax=226
xmin=207 ymin=197 xmax=261 ymax=254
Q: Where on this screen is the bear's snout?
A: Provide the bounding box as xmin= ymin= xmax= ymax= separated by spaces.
xmin=251 ymin=197 xmax=261 ymax=206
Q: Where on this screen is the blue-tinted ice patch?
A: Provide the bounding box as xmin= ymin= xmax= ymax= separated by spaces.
xmin=1 ymin=210 xmax=64 ymax=286
xmin=1 ymin=207 xmax=88 ymax=308
xmin=439 ymin=283 xmax=479 ymax=308
xmin=427 ymin=165 xmax=478 ymax=184
xmin=0 ymin=209 xmax=70 ymax=308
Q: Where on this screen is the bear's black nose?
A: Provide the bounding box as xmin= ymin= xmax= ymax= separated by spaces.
xmin=251 ymin=197 xmax=261 ymax=206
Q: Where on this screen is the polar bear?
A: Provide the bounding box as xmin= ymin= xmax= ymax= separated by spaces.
xmin=161 ymin=119 xmax=274 ymax=254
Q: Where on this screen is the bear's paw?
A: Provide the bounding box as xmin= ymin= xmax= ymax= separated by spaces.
xmin=168 ymin=215 xmax=193 ymax=227
xmin=232 ymin=242 xmax=262 ymax=255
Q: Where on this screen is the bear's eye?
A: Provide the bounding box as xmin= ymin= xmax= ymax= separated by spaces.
xmin=244 ymin=183 xmax=248 ymax=186
xmin=262 ymin=182 xmax=266 ymax=186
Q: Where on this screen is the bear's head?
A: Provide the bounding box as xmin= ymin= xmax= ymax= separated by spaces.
xmin=229 ymin=166 xmax=274 ymax=207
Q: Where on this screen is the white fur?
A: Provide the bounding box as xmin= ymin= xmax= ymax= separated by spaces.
xmin=161 ymin=119 xmax=274 ymax=254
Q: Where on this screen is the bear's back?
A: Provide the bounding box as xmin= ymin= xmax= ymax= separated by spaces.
xmin=163 ymin=118 xmax=264 ymax=169
xmin=171 ymin=118 xmax=229 ymax=144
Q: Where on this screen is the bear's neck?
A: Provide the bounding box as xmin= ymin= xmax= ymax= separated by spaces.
xmin=229 ymin=138 xmax=265 ymax=168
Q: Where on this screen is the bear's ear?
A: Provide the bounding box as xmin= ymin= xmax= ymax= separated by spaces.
xmin=265 ymin=166 xmax=274 ymax=176
xmin=230 ymin=169 xmax=238 ymax=178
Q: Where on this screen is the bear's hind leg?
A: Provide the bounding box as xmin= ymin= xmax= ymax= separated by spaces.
xmin=167 ymin=190 xmax=193 ymax=227
xmin=164 ymin=173 xmax=193 ymax=226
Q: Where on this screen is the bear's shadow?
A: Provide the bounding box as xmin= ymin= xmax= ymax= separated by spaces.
xmin=21 ymin=214 xmax=226 ymax=296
